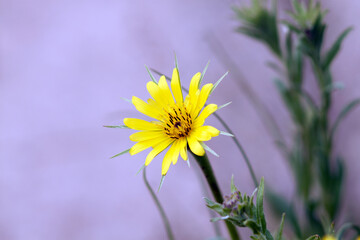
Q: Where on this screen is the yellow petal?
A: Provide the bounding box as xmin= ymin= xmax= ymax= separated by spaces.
xmin=193 ymin=104 xmax=218 ymax=128
xmin=201 ymin=125 xmax=220 ymax=137
xmin=145 ymin=138 xmax=174 ymax=166
xmin=171 ymin=68 xmax=183 ymax=104
xmin=132 ymin=96 xmax=161 ymax=119
xmin=124 ymin=118 xmax=162 ymax=131
xmin=146 ymin=81 xmax=167 ymax=107
xmin=158 ymin=76 xmax=175 ymax=105
xmin=187 ymin=134 xmax=205 ymax=156
xmin=129 ymin=131 xmax=165 ymax=142
xmin=188 ymin=72 xmax=201 ymax=97
xmin=178 ymin=138 xmax=188 ymax=160
xmin=129 ymin=136 xmax=168 ymax=155
xmin=193 ymin=83 xmax=213 ymax=116
xmin=192 ymin=128 xmax=212 ymax=141
xmin=161 ymin=142 xmax=180 ymax=175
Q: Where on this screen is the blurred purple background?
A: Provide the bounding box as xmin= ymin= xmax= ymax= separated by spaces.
xmin=1 ymin=0 xmax=360 ymax=239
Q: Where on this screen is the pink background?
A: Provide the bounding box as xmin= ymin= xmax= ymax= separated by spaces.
xmin=1 ymin=0 xmax=360 ymax=239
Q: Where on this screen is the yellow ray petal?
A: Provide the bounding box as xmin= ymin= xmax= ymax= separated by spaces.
xmin=129 ymin=131 xmax=165 ymax=142
xmin=192 ymin=128 xmax=212 ymax=141
xmin=171 ymin=68 xmax=183 ymax=104
xmin=187 ymin=134 xmax=205 ymax=156
xmin=178 ymin=138 xmax=188 ymax=160
xmin=146 ymin=81 xmax=168 ymax=107
xmin=193 ymin=104 xmax=218 ymax=128
xmin=124 ymin=118 xmax=162 ymax=131
xmin=200 ymin=125 xmax=220 ymax=137
xmin=145 ymin=138 xmax=174 ymax=166
xmin=132 ymin=96 xmax=161 ymax=119
xmin=188 ymin=72 xmax=201 ymax=97
xmin=129 ymin=136 xmax=168 ymax=155
xmin=161 ymin=142 xmax=180 ymax=175
xmin=193 ymin=83 xmax=213 ymax=117
xmin=158 ymin=76 xmax=175 ymax=105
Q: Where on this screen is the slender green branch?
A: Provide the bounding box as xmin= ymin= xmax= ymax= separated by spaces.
xmin=212 ymin=113 xmax=258 ymax=187
xmin=191 ymin=152 xmax=240 ymax=240
xmin=143 ymin=168 xmax=175 ymax=240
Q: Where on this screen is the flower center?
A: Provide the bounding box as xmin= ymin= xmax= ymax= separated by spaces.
xmin=163 ymin=105 xmax=192 ymax=139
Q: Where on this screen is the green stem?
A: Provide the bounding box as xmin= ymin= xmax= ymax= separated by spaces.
xmin=143 ymin=168 xmax=175 ymax=240
xmin=191 ymin=152 xmax=241 ymax=240
xmin=213 ymin=112 xmax=259 ymax=187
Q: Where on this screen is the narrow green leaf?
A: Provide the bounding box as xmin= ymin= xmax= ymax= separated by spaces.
xmin=110 ymin=148 xmax=130 ymax=159
xmin=136 ymin=164 xmax=146 ymax=175
xmin=275 ymin=213 xmax=286 ymax=240
xmin=145 ymin=65 xmax=158 ymax=84
xmin=304 ymin=235 xmax=320 ymax=240
xmin=218 ymin=102 xmax=232 ymax=110
xmin=103 ymin=125 xmax=130 ymax=129
xmin=210 ymin=71 xmax=228 ymax=94
xmin=201 ymin=142 xmax=219 ymax=157
xmin=204 ymin=197 xmax=225 ymax=215
xmin=230 ymin=175 xmax=238 ymax=193
xmin=220 ymin=131 xmax=234 ymax=137
xmin=200 ymin=60 xmax=210 ymax=85
xmin=210 ymin=216 xmax=229 ymax=222
xmin=256 ymin=177 xmax=266 ymax=233
xmin=330 ymin=98 xmax=360 ymax=138
xmin=158 ymin=175 xmax=166 ymax=192
xmin=243 ymin=219 xmax=261 ymax=234
xmin=322 ymin=27 xmax=353 ymax=70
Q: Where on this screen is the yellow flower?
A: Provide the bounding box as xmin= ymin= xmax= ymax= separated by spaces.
xmin=124 ymin=66 xmax=222 ymax=176
xmin=322 ymin=235 xmax=336 ymax=240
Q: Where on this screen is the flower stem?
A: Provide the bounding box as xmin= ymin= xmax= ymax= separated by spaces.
xmin=191 ymin=152 xmax=241 ymax=240
xmin=143 ymin=168 xmax=175 ymax=240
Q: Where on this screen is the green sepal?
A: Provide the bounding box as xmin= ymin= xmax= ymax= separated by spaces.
xmin=110 ymin=148 xmax=130 ymax=159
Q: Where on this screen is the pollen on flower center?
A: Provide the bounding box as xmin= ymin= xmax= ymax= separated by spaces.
xmin=163 ymin=105 xmax=193 ymax=139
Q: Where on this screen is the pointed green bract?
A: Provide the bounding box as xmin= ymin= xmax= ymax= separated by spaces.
xmin=218 ymin=102 xmax=232 ymax=110
xmin=158 ymin=175 xmax=166 ymax=192
xmin=220 ymin=131 xmax=234 ymax=137
xmin=120 ymin=97 xmax=132 ymax=103
xmin=104 ymin=125 xmax=130 ymax=129
xmin=136 ymin=164 xmax=146 ymax=175
xmin=174 ymin=52 xmax=179 ymax=69
xmin=145 ymin=65 xmax=158 ymax=84
xmin=110 ymin=148 xmax=130 ymax=159
xmin=199 ymin=60 xmax=210 ymax=85
xmin=210 ymin=71 xmax=228 ymax=94
xmin=201 ymin=142 xmax=219 ymax=157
